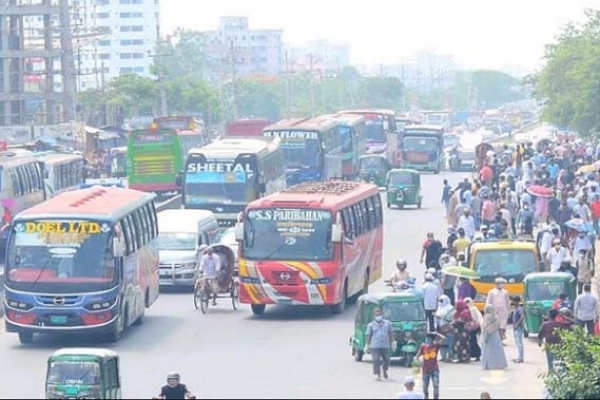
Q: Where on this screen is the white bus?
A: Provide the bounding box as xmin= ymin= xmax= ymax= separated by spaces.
xmin=36 ymin=152 xmax=85 ymax=197
xmin=0 ymin=152 xmax=46 ymax=219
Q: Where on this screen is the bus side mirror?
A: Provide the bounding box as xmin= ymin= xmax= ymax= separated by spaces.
xmin=331 ymin=224 xmax=343 ymax=243
xmin=175 ymin=172 xmax=183 ymax=187
xmin=234 ymin=223 xmax=244 ymax=241
xmin=113 ymin=238 xmax=125 ymax=258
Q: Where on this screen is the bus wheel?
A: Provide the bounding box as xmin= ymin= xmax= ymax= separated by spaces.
xmin=331 ymin=281 xmax=348 ymax=314
xmin=251 ymin=304 xmax=266 ymax=315
xmin=105 ymin=309 xmax=125 ymax=343
xmin=361 ymin=270 xmax=370 ymax=295
xmin=133 ymin=308 xmax=145 ymax=326
xmin=18 ymin=332 xmax=34 ymax=344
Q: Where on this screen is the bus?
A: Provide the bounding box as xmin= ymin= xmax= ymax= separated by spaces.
xmin=225 ymin=119 xmax=271 ymax=137
xmin=127 ymin=128 xmax=185 ymax=194
xmin=151 ymin=115 xmax=208 ymax=154
xmin=332 ymin=113 xmax=366 ymax=179
xmin=182 ymin=136 xmax=286 ymax=227
xmin=0 ymin=152 xmax=46 ymax=219
xmin=337 ymin=109 xmax=397 ymax=160
xmin=3 ymin=186 xmax=160 ymax=344
xmin=36 ymin=153 xmax=85 ymax=197
xmin=400 ymin=125 xmax=445 ymax=173
xmin=234 ymin=180 xmax=383 ymax=315
xmin=262 ymin=115 xmax=346 ymax=185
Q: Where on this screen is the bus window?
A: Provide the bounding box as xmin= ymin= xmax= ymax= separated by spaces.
xmin=148 ymin=203 xmax=158 ymax=238
xmin=360 ymin=200 xmax=370 ymax=231
xmin=373 ymin=195 xmax=383 ymax=226
xmin=342 ymin=208 xmax=354 ymax=239
xmin=365 ymin=197 xmax=376 ymax=230
xmin=125 ymin=215 xmax=139 ymax=251
xmin=120 ymin=219 xmax=133 ymax=255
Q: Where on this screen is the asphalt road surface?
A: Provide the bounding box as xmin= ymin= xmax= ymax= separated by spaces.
xmin=0 ymin=172 xmax=546 ymax=399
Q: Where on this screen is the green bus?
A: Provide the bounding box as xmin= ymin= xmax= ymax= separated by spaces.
xmin=126 ymin=128 xmax=186 ymax=194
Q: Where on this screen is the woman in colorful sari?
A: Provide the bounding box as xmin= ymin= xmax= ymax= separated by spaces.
xmin=452 ymin=300 xmax=472 ymax=363
xmin=480 ymin=304 xmax=508 ymax=370
xmin=435 ymin=294 xmax=455 ymax=362
xmin=464 ymin=297 xmax=483 ymax=361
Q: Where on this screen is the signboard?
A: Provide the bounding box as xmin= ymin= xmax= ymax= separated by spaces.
xmin=14 ymin=220 xmax=110 ymax=247
xmin=263 ymin=130 xmax=319 ymax=140
xmin=248 ymin=209 xmax=331 ymax=241
xmin=186 ymin=161 xmax=254 ymax=184
xmin=133 ymin=133 xmax=173 ymax=143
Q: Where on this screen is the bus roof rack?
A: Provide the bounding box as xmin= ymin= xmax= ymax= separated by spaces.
xmin=282 ymin=181 xmax=362 ymax=195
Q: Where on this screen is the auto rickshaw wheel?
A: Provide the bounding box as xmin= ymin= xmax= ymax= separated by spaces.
xmin=231 ymin=281 xmax=239 ymax=311
xmin=354 ymin=348 xmax=364 ymax=362
xmin=417 ymin=199 xmax=422 ymax=209
xmin=524 ymin=330 xmax=529 ymax=338
xmin=405 ymin=353 xmax=415 ymax=368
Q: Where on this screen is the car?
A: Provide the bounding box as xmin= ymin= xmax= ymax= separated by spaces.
xmin=215 ymin=227 xmax=238 ymax=264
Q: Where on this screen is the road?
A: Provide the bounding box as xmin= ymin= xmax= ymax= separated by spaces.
xmin=0 ymin=172 xmax=546 ymax=399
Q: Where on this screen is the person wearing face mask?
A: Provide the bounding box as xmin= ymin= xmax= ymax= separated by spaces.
xmin=546 ymin=238 xmax=568 ymax=272
xmin=485 ymin=278 xmax=510 ymax=342
xmin=572 ymin=230 xmax=592 ymax=264
xmin=365 ymin=308 xmax=394 ymax=381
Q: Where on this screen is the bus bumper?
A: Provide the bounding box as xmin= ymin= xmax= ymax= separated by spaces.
xmin=238 ymin=281 xmax=339 ymax=306
xmin=4 ymin=312 xmax=119 ymax=335
xmin=129 ymin=182 xmax=179 ymax=193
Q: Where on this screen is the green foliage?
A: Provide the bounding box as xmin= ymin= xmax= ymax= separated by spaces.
xmin=544 ymin=327 xmax=600 ymax=399
xmin=534 ymin=9 xmax=600 ymax=137
xmin=470 ymin=70 xmax=523 ymax=107
xmin=166 ymin=77 xmax=221 ymax=122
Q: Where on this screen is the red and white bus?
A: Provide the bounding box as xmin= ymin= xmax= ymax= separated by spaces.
xmin=234 ymin=181 xmax=383 ymax=315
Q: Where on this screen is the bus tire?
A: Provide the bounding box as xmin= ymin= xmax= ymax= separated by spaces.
xmin=251 ymin=304 xmax=266 ymax=315
xmin=331 ymin=281 xmax=348 ymax=314
xmin=105 ymin=307 xmax=126 ymax=343
xmin=133 ymin=308 xmax=145 ymax=326
xmin=18 ymin=332 xmax=34 ymax=344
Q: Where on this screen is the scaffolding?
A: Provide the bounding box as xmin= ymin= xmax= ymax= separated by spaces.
xmin=0 ymin=0 xmax=76 ymax=125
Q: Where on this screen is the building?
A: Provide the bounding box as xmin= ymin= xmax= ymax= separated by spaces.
xmin=76 ymin=0 xmax=160 ymax=90
xmin=285 ymin=39 xmax=350 ymax=74
xmin=202 ymin=16 xmax=283 ymax=83
xmin=0 ymin=0 xmax=76 ymax=125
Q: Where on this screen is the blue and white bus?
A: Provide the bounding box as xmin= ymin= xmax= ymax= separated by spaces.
xmin=3 ymin=186 xmax=159 ymax=344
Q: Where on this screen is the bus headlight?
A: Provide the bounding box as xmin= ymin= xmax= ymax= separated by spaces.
xmin=6 ymin=299 xmax=34 ymax=310
xmin=84 ymin=298 xmax=117 ymax=311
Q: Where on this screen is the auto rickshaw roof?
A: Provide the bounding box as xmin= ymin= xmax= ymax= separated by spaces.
xmin=388 ymin=168 xmax=420 ymax=175
xmin=524 ymin=272 xmax=575 ymax=283
xmin=358 ymin=292 xmax=422 ymax=305
xmin=50 ymin=348 xmax=118 ymax=360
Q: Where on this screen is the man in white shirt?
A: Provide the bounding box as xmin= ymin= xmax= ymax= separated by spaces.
xmin=574 ymin=283 xmax=599 ymax=336
xmin=457 ymin=209 xmax=476 ymax=240
xmin=421 ymin=274 xmax=443 ymax=332
xmin=199 ymin=247 xmax=222 ymax=305
xmin=572 ymin=232 xmax=593 ymax=263
xmin=539 ymin=226 xmax=554 ymax=263
xmin=397 ymin=376 xmax=425 ymax=400
xmin=546 ymin=239 xmax=568 ymax=272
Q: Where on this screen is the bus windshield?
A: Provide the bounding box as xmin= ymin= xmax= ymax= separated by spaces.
xmin=404 ymin=137 xmax=440 ymax=153
xmin=365 ymin=119 xmax=386 ymax=142
xmin=158 ymin=232 xmax=197 ymax=251
xmin=242 ymin=208 xmax=333 ymax=261
xmin=474 ymin=249 xmax=537 ymax=283
xmin=282 ymin=138 xmax=322 ymax=169
xmin=7 ymin=219 xmax=115 ymax=285
xmin=47 ymin=361 xmax=101 ymax=385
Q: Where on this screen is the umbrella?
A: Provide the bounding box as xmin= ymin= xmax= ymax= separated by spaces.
xmin=443 ymin=265 xmax=480 ymax=279
xmin=564 ymin=218 xmax=595 ymax=233
xmin=577 ymin=164 xmax=596 ymax=174
xmin=526 ymin=185 xmax=554 ymax=198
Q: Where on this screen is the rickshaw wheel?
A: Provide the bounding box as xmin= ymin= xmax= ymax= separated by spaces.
xmin=199 ymin=288 xmax=210 ymax=314
xmin=193 ymin=285 xmax=202 ymax=310
xmin=231 ymin=280 xmax=239 ymax=311
xmin=354 ymin=348 xmax=364 ymax=362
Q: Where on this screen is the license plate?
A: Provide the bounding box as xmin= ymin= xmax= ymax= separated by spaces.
xmin=50 ymin=315 xmax=68 ymax=324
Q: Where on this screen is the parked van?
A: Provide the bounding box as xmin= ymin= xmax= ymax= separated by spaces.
xmin=157 ymin=209 xmax=220 ymax=286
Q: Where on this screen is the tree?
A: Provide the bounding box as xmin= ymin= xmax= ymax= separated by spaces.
xmin=534 ymin=9 xmax=600 ymax=137
xmin=166 ymin=77 xmax=221 ymax=123
xmin=234 ymin=77 xmax=282 ymax=121
xmin=157 ymin=28 xmax=212 ymax=79
xmin=470 ymin=70 xmax=523 ymax=108
xmin=544 ymin=328 xmax=600 ymax=399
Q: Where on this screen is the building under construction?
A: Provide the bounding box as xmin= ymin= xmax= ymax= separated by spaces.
xmin=0 ymin=0 xmax=77 ymax=126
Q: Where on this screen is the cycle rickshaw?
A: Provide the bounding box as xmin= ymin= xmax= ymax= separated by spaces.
xmin=193 ymin=245 xmax=239 ymax=314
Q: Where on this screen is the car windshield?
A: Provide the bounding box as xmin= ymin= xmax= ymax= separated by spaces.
xmin=474 ymin=249 xmax=537 ymax=283
xmin=404 ymin=137 xmax=439 ymax=152
xmin=388 ymin=173 xmax=413 ymax=186
xmin=282 ymin=138 xmax=322 ymax=169
xmin=383 ymin=302 xmax=425 ymax=321
xmin=526 ymin=281 xmax=568 ymax=302
xmin=6 ymin=219 xmax=116 ymax=286
xmin=158 ymin=232 xmax=197 ymax=250
xmin=242 ymin=208 xmax=333 ymax=261
xmin=47 ymin=361 xmax=101 ymax=385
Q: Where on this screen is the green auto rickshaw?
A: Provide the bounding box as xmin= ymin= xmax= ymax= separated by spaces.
xmin=385 ymin=168 xmax=423 ymax=209
xmin=45 ymin=348 xmax=122 ymax=399
xmin=523 ymin=272 xmax=576 ymax=335
xmin=358 ymin=154 xmax=389 ymax=187
xmin=350 ymin=293 xmax=427 ymax=367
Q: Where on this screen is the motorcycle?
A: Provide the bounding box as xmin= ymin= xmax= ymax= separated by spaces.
xmin=449 ymin=151 xmax=462 ymax=171
xmin=385 ymin=279 xmax=407 ymax=292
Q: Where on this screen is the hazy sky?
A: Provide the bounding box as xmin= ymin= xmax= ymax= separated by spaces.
xmin=161 ymin=0 xmax=600 ymax=72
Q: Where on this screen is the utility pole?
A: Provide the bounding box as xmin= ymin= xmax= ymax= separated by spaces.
xmin=309 ymin=52 xmax=315 ymax=117
xmin=284 ymin=50 xmax=292 ymax=116
xmin=401 ymin=63 xmax=406 ymax=112
xmin=230 ymin=38 xmax=237 ymax=121
xmin=59 ymin=0 xmax=77 ymax=122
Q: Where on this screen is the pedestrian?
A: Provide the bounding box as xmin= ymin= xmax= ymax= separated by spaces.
xmin=415 ymin=332 xmax=445 ymax=400
xmin=511 ymin=296 xmax=525 ymax=363
xmin=457 ymin=209 xmax=476 ymax=240
xmin=422 ymin=274 xmax=442 ymax=332
xmin=546 ymin=238 xmax=568 ymax=272
xmin=440 ymin=268 xmax=457 ymax=306
xmin=457 ymin=277 xmax=476 ymax=301
xmin=485 ymin=277 xmax=510 ymax=342
xmin=421 ymin=232 xmax=443 ymax=271
xmin=573 ymin=283 xmax=599 ymax=336
xmin=464 ymin=297 xmax=482 ymax=361
xmin=396 ymin=376 xmax=425 ymax=400
xmin=576 ymin=249 xmax=594 ymax=294
xmin=452 ymin=228 xmax=470 ymax=257
xmin=452 ymin=300 xmax=472 ymax=363
xmin=480 ymin=305 xmax=508 ymax=370
xmin=538 ymin=309 xmax=569 ymax=371
xmin=435 ymin=295 xmax=455 ymax=362
xmin=365 ymin=308 xmax=394 ymax=381
xmin=442 ymin=179 xmax=452 ymax=218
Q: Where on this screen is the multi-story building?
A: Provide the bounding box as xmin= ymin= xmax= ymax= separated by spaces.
xmin=80 ymin=0 xmax=160 ymax=90
xmin=202 ymin=16 xmax=283 ymax=83
xmin=285 ymin=39 xmax=350 ymax=75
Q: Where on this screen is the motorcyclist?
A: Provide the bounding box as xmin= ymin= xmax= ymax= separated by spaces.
xmin=158 ymin=372 xmax=195 ymax=399
xmin=389 ymin=259 xmax=411 ymax=288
